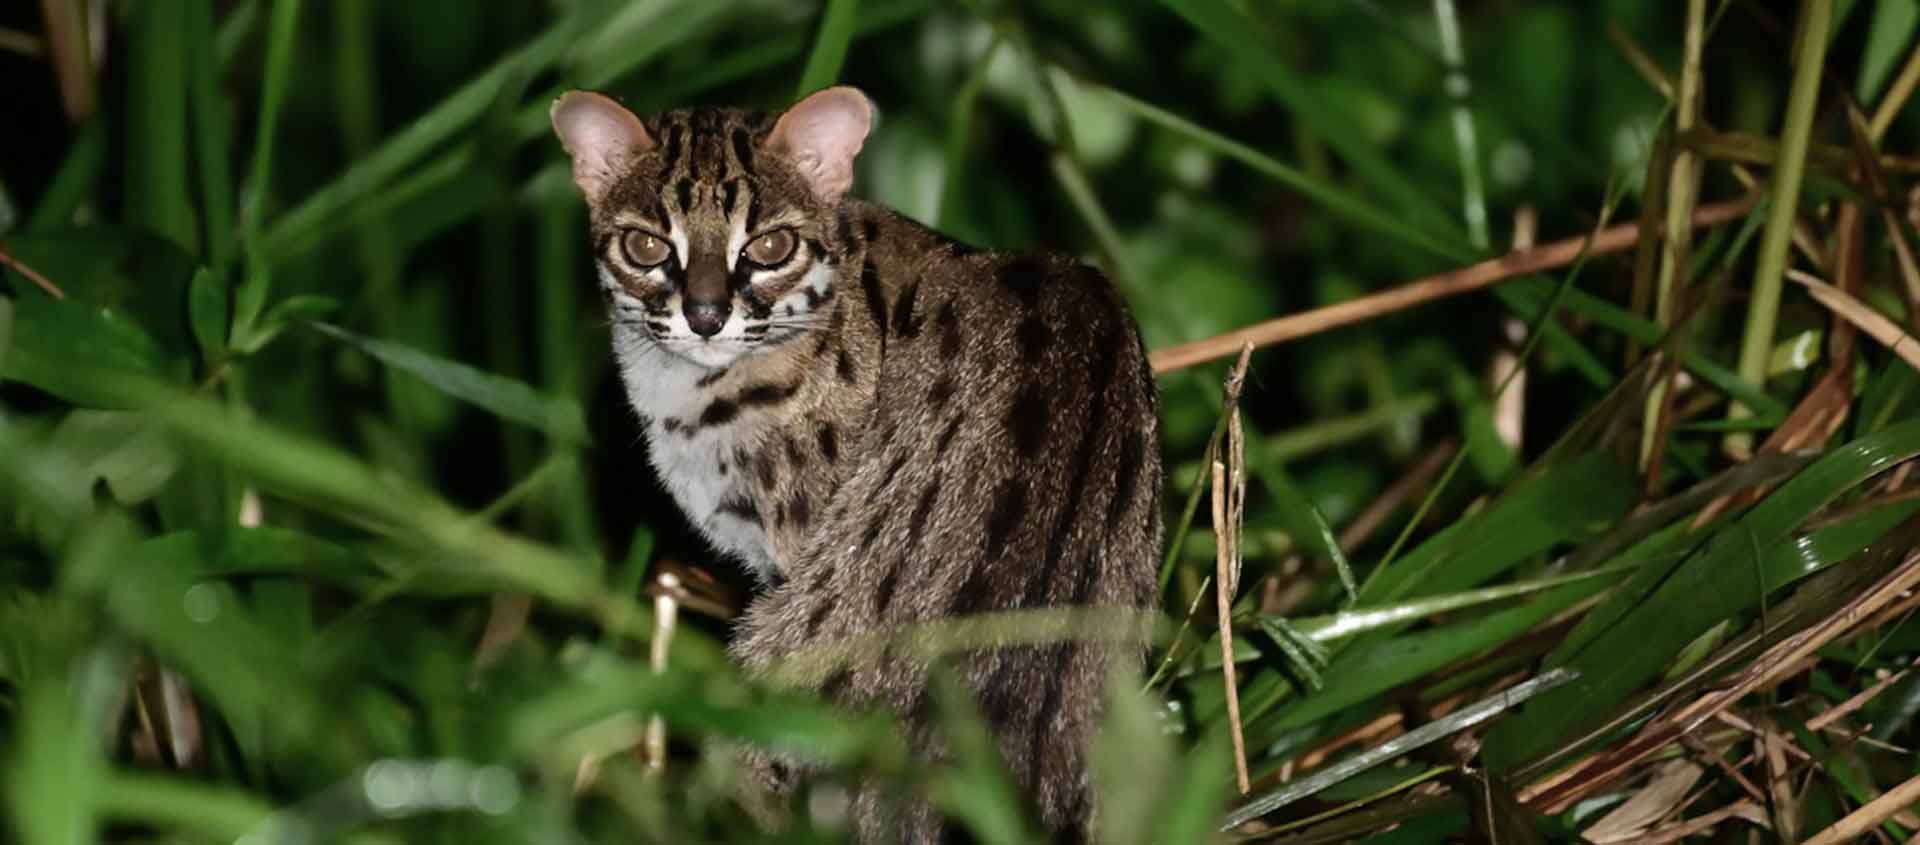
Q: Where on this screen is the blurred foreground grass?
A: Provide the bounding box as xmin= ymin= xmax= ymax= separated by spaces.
xmin=4 ymin=0 xmax=1920 ymax=842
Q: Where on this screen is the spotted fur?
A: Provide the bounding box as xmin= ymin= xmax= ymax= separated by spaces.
xmin=556 ymin=87 xmax=1162 ymax=843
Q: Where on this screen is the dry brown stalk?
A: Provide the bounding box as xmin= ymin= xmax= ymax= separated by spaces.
xmin=1214 ymin=344 xmax=1254 ymax=795
xmin=1806 ymin=658 xmax=1917 ymax=732
xmin=0 ymin=242 xmax=68 ymax=299
xmin=1787 ymin=269 xmax=1920 ymax=371
xmin=1148 ymin=197 xmax=1757 ymax=374
xmin=1528 ymin=547 xmax=1920 ymax=813
xmin=1639 ymin=800 xmax=1767 ymax=843
xmin=1803 ymin=769 xmax=1920 ymax=845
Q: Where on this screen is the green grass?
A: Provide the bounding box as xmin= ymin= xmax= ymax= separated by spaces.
xmin=4 ymin=1 xmax=1920 ymax=842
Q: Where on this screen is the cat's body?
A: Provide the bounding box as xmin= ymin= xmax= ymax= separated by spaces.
xmin=554 ymin=88 xmax=1162 ymax=842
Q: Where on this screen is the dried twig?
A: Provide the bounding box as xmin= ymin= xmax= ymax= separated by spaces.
xmin=1803 ymin=769 xmax=1920 ymax=845
xmin=1786 ymin=269 xmax=1920 ymax=371
xmin=644 ymin=572 xmax=682 ymax=775
xmin=1149 ymin=197 xmax=1756 ymax=374
xmin=0 ymin=242 xmax=68 ymax=299
xmin=1528 ymin=545 xmax=1920 ymax=812
xmin=1214 ymin=344 xmax=1254 ymax=795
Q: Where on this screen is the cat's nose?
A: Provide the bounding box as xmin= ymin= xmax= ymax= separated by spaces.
xmin=684 ymin=301 xmax=730 ymax=337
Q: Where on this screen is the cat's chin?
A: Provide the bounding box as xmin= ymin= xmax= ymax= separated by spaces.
xmin=668 ymin=339 xmax=752 ymax=369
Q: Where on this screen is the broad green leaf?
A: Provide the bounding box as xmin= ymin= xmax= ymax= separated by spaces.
xmin=1485 ymin=418 xmax=1920 ymax=770
xmin=311 ymin=322 xmax=588 ymax=443
xmin=2 ymin=294 xmax=171 ymax=409
xmin=99 ymin=773 xmax=274 ymax=841
xmin=48 ymin=410 xmax=181 ymax=506
xmin=8 ymin=676 xmax=106 ymax=845
xmin=1 ymin=228 xmax=196 ymax=360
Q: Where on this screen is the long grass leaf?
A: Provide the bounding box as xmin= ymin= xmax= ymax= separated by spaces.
xmin=122 ymin=2 xmax=193 ymax=250
xmin=796 ymin=0 xmax=862 ymax=97
xmin=310 ymin=322 xmax=587 ymax=443
xmin=1485 ymin=417 xmax=1920 ymax=769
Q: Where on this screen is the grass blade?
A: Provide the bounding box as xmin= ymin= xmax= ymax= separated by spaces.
xmin=796 ymin=0 xmax=862 ymax=97
xmin=122 ymin=2 xmax=193 ymax=250
xmin=310 ymin=322 xmax=587 ymax=444
xmin=1220 ymin=668 xmax=1577 ymax=830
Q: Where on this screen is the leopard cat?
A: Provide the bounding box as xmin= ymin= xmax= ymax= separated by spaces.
xmin=552 ymin=85 xmax=1163 ymax=843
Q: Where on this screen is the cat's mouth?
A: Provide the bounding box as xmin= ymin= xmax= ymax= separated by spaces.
xmin=661 ymin=335 xmax=754 ymax=368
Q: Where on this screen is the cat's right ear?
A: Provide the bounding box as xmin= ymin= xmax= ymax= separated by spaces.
xmin=551 ymin=91 xmax=655 ymax=202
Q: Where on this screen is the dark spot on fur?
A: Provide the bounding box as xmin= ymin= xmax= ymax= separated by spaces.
xmin=880 ymin=450 xmax=910 ymax=491
xmin=754 ymin=450 xmax=778 ymax=488
xmin=935 ymin=415 xmax=963 ymax=455
xmin=730 ymin=127 xmax=754 ymax=172
xmin=1016 ymin=316 xmax=1050 ymax=362
xmin=784 ymin=433 xmax=806 ymax=471
xmin=873 ymin=562 xmax=901 ymax=615
xmin=908 ymin=477 xmax=940 ymax=546
xmin=891 ymin=280 xmax=922 ymax=338
xmin=675 ymin=178 xmax=693 ymax=211
xmin=928 ymin=375 xmax=955 ymax=407
xmin=717 ymin=496 xmax=759 ymax=526
xmin=1029 ymin=338 xmax=1121 ymax=608
xmin=716 ymin=460 xmax=728 ymax=476
xmin=999 ymin=256 xmax=1046 ymax=305
xmin=836 ymin=211 xmax=858 ymax=257
xmin=1006 ymin=386 xmax=1049 ymax=458
xmin=937 ymin=301 xmax=962 ymax=358
xmin=788 ymin=493 xmax=811 ymax=531
xmin=859 ymin=509 xmax=886 ymax=551
xmin=1105 ymin=435 xmax=1144 ymax=533
xmin=836 ymin=348 xmax=857 ymax=383
xmin=805 ymin=600 xmax=833 ymax=637
xmin=698 ymin=399 xmax=737 ymax=427
xmin=739 ymin=382 xmax=798 ymax=408
xmin=661 ymin=417 xmax=681 ymax=433
xmin=863 ymin=219 xmax=881 ymax=243
xmin=816 ymin=421 xmax=839 ymax=463
xmin=819 ymin=666 xmax=852 ymax=701
xmin=984 ymin=478 xmax=1027 ymax=562
xmin=696 ymin=368 xmax=728 ymax=388
xmin=861 ymin=259 xmax=889 ymax=340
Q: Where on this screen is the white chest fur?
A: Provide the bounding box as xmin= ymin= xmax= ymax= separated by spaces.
xmin=611 ymin=325 xmax=780 ymax=580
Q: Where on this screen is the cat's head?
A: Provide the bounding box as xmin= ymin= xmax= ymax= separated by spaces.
xmin=551 ymin=87 xmax=873 ymax=368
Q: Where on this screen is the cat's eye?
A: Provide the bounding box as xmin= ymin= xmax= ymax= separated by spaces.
xmin=743 ymin=229 xmax=797 ymax=267
xmin=622 ymin=230 xmax=672 ymax=267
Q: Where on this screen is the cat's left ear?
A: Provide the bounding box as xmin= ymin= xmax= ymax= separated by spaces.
xmin=551 ymin=91 xmax=655 ymax=202
xmin=766 ymin=86 xmax=873 ymax=205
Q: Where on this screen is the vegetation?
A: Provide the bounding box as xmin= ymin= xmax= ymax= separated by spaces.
xmin=3 ymin=0 xmax=1920 ymax=841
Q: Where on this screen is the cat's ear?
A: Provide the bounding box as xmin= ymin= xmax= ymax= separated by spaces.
xmin=551 ymin=91 xmax=655 ymax=202
xmin=766 ymin=86 xmax=873 ymax=204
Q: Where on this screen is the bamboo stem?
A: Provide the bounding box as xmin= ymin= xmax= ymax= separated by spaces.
xmin=1726 ymin=0 xmax=1831 ymax=457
